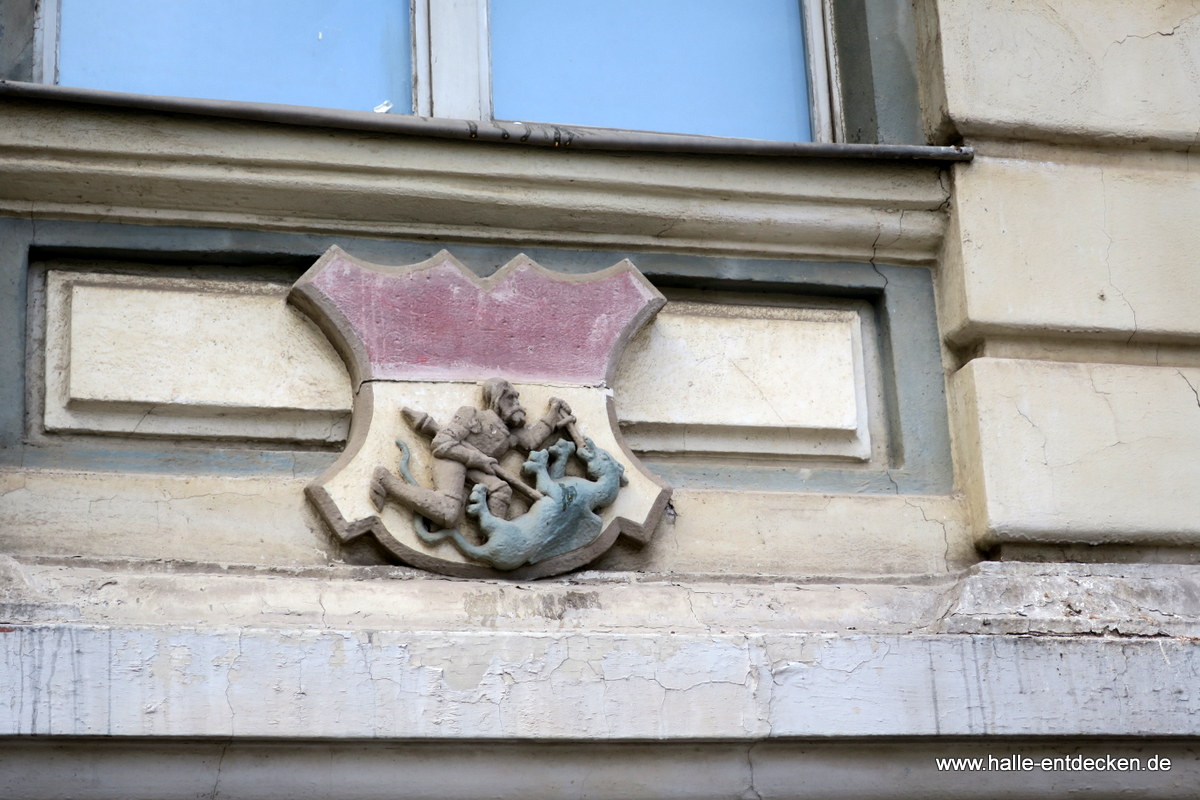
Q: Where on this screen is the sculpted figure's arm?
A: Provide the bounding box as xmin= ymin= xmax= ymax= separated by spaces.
xmin=515 ymin=397 xmax=577 ymax=451
xmin=431 ymin=407 xmax=498 ymax=473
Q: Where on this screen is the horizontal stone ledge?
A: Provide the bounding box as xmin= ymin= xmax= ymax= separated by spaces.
xmin=3 ymin=624 xmax=1198 ymax=740
xmin=938 ymin=561 xmax=1200 ymax=637
xmin=952 ymin=335 xmax=1200 ymax=372
xmin=0 ymin=556 xmax=958 ymax=634
xmin=8 ymin=558 xmax=1195 ymax=640
xmin=948 ymin=118 xmax=1200 ymax=153
xmin=947 ymin=324 xmax=1200 ymax=356
xmin=0 ymin=472 xmax=973 ymax=575
xmin=0 ymin=737 xmax=1196 ymax=800
xmin=0 ymin=170 xmax=945 ymax=265
xmin=2 ymin=201 xmax=941 ymax=264
xmin=0 ymin=96 xmax=951 ymax=265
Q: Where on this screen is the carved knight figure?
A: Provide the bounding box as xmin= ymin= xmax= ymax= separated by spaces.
xmin=370 ymin=378 xmax=577 ymax=527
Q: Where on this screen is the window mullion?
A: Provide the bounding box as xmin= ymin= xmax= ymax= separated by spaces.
xmin=426 ymin=0 xmax=492 ymax=121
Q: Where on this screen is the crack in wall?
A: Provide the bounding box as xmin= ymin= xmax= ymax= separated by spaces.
xmin=868 ymin=226 xmax=891 ymax=289
xmin=904 ymin=497 xmax=953 ymax=570
xmin=1098 ymin=169 xmax=1138 ymax=344
xmin=208 ymin=738 xmax=231 ymax=800
xmin=223 ymin=630 xmax=243 ymax=738
xmin=1012 ymin=402 xmax=1050 ymax=466
xmin=1177 ymin=370 xmax=1200 ymax=409
xmin=742 ymin=741 xmax=764 ymax=800
xmin=1111 ymin=17 xmax=1194 ymax=46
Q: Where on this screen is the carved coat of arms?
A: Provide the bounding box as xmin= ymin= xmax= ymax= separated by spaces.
xmin=289 ymin=247 xmax=671 ymax=579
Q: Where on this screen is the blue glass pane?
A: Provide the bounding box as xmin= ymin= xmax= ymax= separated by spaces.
xmin=58 ymin=0 xmax=411 ymax=114
xmin=490 ymin=0 xmax=811 ymax=141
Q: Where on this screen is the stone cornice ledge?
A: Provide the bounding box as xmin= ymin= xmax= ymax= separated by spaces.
xmin=3 ymin=558 xmax=1199 ymax=739
xmin=0 ymin=89 xmax=955 ymax=265
xmin=3 ymin=624 xmax=1198 ymax=739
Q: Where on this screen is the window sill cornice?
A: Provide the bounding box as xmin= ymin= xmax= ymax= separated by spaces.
xmin=0 ymin=80 xmax=973 ymax=162
xmin=0 ymin=82 xmax=961 ymax=265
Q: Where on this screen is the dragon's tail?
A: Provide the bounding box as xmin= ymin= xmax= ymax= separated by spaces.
xmin=393 ymin=439 xmax=452 ymax=546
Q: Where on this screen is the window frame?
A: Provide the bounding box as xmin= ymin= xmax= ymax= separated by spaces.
xmin=31 ymin=0 xmax=845 ymax=143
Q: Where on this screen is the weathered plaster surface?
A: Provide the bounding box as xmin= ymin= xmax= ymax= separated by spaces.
xmin=0 ymin=557 xmax=958 ymax=635
xmin=952 ymin=358 xmax=1200 ymax=546
xmin=614 ymin=299 xmax=874 ymax=460
xmin=3 ymin=621 xmax=1198 ymax=739
xmin=941 ymin=149 xmax=1200 ymax=347
xmin=8 ymin=556 xmax=1194 ymax=638
xmin=0 ymin=468 xmax=973 ymax=576
xmin=4 ymin=554 xmax=1197 ymax=742
xmin=941 ymin=561 xmax=1200 ymax=636
xmin=594 ymin=491 xmax=975 ymax=576
xmin=926 ymin=0 xmax=1200 ymax=145
xmin=43 ymin=270 xmax=352 ymax=442
xmin=616 ymin=303 xmax=862 ymax=432
xmin=0 ymin=471 xmax=334 ymax=565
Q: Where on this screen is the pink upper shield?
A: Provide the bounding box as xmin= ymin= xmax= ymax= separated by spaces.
xmin=291 ymin=248 xmax=665 ymax=387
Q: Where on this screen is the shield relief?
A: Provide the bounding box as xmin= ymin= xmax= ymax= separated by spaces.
xmin=289 ymin=246 xmax=671 ymax=579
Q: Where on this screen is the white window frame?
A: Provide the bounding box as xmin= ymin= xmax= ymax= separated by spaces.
xmin=34 ymin=0 xmax=844 ymax=143
xmin=804 ymin=0 xmax=844 ymax=143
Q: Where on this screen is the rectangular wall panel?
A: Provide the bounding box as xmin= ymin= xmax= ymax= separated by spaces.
xmin=614 ymin=297 xmax=878 ymax=462
xmin=43 ymin=269 xmax=353 ymax=443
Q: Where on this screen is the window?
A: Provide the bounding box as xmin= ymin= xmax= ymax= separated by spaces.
xmin=31 ymin=0 xmax=844 ymax=143
xmin=55 ymin=0 xmax=414 ymax=113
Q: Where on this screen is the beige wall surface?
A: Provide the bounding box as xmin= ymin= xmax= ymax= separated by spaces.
xmin=925 ymin=0 xmax=1200 ymax=145
xmin=925 ymin=1 xmax=1200 ymax=556
xmin=941 ymin=148 xmax=1200 ymax=346
xmin=953 ymin=358 xmax=1200 ymax=547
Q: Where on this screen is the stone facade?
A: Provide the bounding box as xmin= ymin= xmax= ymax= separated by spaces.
xmin=2 ymin=2 xmax=1200 ymax=797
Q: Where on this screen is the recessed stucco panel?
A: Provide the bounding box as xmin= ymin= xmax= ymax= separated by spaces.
xmin=43 ymin=270 xmax=352 ymax=443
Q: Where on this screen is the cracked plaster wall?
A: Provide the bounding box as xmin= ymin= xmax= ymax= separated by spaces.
xmin=4 ymin=624 xmax=1199 ymax=740
xmin=940 ymin=147 xmax=1200 ymax=345
xmin=928 ymin=1 xmax=1200 ymax=554
xmin=925 ymin=0 xmax=1200 ymax=145
xmin=952 ymin=359 xmax=1200 ymax=546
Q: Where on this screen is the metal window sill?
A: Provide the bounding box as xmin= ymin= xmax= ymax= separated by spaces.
xmin=0 ymin=80 xmax=973 ymax=162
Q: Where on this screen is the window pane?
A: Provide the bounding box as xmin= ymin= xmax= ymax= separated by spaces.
xmin=58 ymin=0 xmax=411 ymax=114
xmin=490 ymin=0 xmax=811 ymax=141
